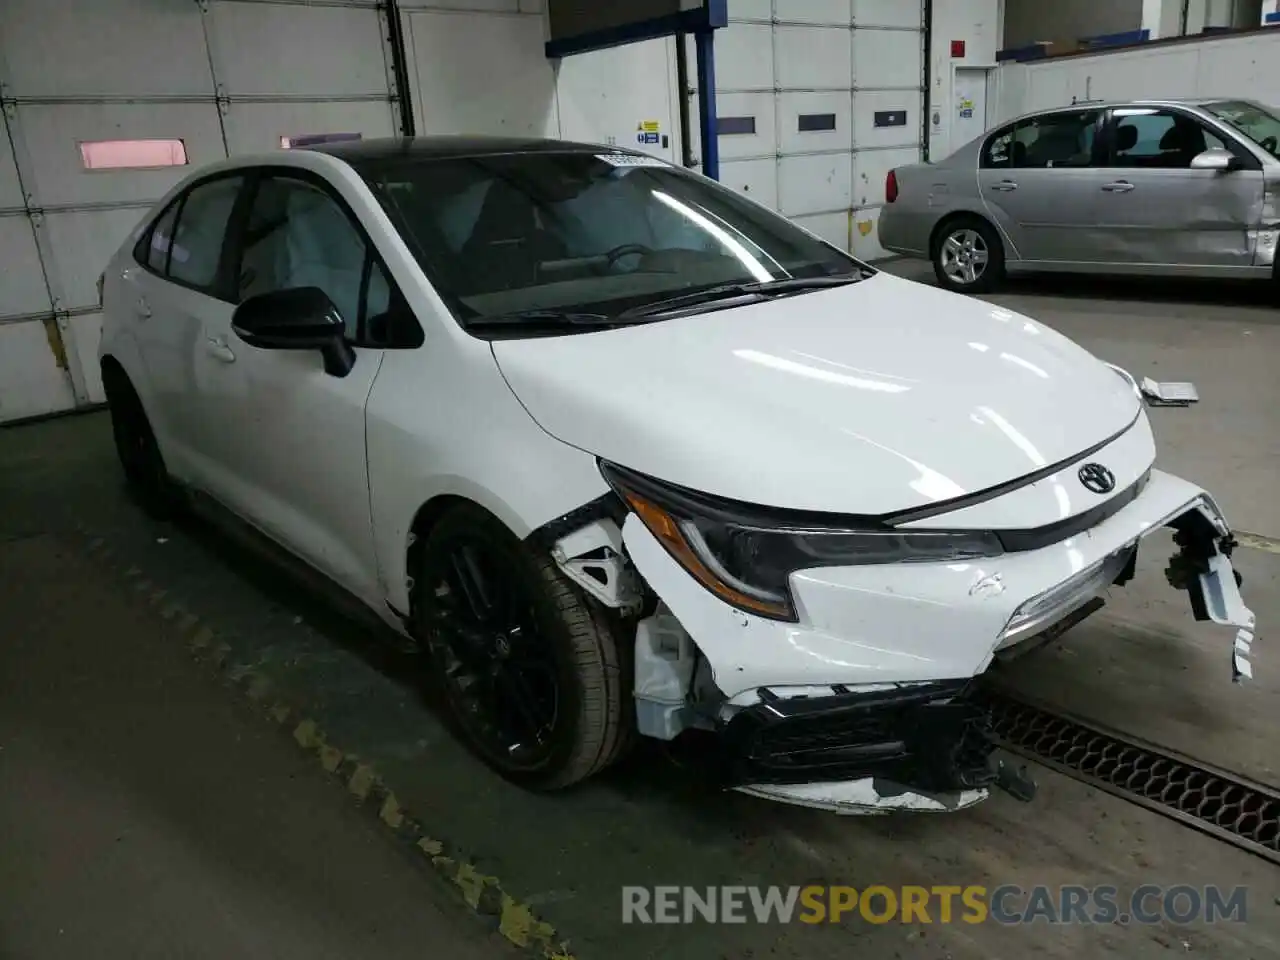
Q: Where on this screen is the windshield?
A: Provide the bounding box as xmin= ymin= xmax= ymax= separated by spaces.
xmin=352 ymin=151 xmax=863 ymax=327
xmin=1203 ymin=100 xmax=1280 ymax=160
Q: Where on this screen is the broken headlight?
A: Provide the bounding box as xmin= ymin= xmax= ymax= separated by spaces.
xmin=600 ymin=462 xmax=1003 ymax=622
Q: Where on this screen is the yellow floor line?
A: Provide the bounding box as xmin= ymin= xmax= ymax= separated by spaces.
xmin=1235 ymin=530 xmax=1280 ymax=556
xmin=77 ymin=526 xmax=577 ymax=960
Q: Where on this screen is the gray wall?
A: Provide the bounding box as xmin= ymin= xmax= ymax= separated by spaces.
xmin=1001 ymin=0 xmax=1144 ymax=48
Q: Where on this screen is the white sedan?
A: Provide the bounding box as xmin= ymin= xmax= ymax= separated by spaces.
xmin=98 ymin=137 xmax=1256 ymax=814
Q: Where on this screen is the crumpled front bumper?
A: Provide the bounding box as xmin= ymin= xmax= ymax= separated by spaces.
xmin=623 ymin=468 xmax=1255 ymax=698
xmin=621 ymin=468 xmax=1257 ymax=811
xmin=718 ymin=678 xmax=996 ymax=787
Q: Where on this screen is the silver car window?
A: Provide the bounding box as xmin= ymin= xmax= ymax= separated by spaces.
xmin=1106 ymin=108 xmax=1227 ymax=168
xmin=981 ymin=111 xmax=1102 ymax=169
xmin=1202 ymin=100 xmax=1280 ymax=160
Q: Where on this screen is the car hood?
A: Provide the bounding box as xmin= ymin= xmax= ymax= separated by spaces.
xmin=491 ymin=272 xmax=1142 ymax=515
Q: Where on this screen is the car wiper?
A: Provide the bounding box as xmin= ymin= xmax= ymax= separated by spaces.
xmin=464 ymin=309 xmax=630 ymax=329
xmin=616 ymin=273 xmax=864 ymax=321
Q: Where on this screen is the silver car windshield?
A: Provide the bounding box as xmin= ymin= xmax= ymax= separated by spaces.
xmin=1203 ymin=100 xmax=1280 ymax=160
xmin=353 ymin=151 xmax=862 ymax=325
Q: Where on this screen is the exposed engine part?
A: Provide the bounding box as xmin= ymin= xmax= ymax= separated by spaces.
xmin=551 ymin=519 xmax=643 ymax=615
xmin=633 ymin=603 xmax=699 ymax=740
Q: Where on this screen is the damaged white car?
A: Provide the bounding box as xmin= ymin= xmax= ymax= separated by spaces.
xmin=98 ymin=137 xmax=1256 ymax=814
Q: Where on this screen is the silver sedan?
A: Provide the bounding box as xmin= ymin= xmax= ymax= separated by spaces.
xmin=878 ymin=98 xmax=1280 ymax=293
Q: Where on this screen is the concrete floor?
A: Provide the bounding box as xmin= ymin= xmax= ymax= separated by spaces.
xmin=2 ymin=263 xmax=1279 ymax=958
xmin=0 ymin=534 xmax=520 ymax=960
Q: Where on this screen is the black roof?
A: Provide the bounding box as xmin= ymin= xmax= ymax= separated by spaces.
xmin=307 ymin=135 xmax=625 ymax=163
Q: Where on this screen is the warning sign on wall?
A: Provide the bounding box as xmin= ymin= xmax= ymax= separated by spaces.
xmin=636 ymin=119 xmax=661 ymax=145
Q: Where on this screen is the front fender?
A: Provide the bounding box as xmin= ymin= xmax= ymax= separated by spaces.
xmin=98 ymin=327 xmax=149 ymax=409
xmin=365 ymin=345 xmax=612 ymax=616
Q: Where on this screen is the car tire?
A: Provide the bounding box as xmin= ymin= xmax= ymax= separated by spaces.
xmin=413 ymin=503 xmax=631 ymax=790
xmin=932 ymin=216 xmax=1005 ymax=294
xmin=102 ymin=365 xmax=182 ymax=519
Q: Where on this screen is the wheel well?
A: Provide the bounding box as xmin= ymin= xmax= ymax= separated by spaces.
xmin=404 ymin=494 xmax=480 ymax=614
xmin=929 ymin=211 xmax=996 ymax=259
xmin=100 ymin=355 xmax=128 ymax=393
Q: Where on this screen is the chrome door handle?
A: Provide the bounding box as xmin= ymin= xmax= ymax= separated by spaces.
xmin=205 ymin=336 xmax=236 ymax=363
xmin=1102 ymin=181 xmax=1135 ymax=192
xmin=989 ymin=180 xmax=1018 ymax=192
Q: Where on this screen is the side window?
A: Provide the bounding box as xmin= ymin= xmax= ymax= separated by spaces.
xmin=981 ymin=125 xmax=1016 ymax=168
xmin=1107 ymin=108 xmax=1227 ymax=168
xmin=982 ymin=112 xmax=1101 ymax=169
xmin=1017 ymin=111 xmax=1102 ymax=168
xmin=234 ymin=175 xmax=411 ymax=345
xmin=142 ymin=198 xmax=181 ymax=273
xmin=167 ymin=176 xmax=244 ymax=290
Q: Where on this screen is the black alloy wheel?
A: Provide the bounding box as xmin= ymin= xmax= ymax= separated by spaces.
xmin=413 ymin=504 xmax=630 ymax=789
xmin=103 ymin=367 xmax=180 ymax=518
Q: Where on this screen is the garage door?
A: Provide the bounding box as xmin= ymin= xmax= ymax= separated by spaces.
xmin=0 ymin=0 xmax=398 ymax=423
xmin=688 ymin=0 xmax=925 ymax=260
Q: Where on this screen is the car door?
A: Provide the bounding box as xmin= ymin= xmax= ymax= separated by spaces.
xmin=204 ymin=169 xmax=409 ymax=601
xmin=1091 ymin=106 xmax=1264 ymax=271
xmin=977 ymin=108 xmax=1111 ymax=264
xmin=122 ymin=172 xmax=247 ymax=484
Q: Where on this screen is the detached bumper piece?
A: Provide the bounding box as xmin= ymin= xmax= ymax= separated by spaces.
xmin=1166 ymin=511 xmax=1257 ymax=682
xmin=719 ymin=681 xmax=997 ymax=795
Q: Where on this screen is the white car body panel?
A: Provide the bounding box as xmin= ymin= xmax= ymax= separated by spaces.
xmin=210 ymin=343 xmax=388 ymax=603
xmin=364 ymin=343 xmax=612 ymax=617
xmin=490 ymin=272 xmax=1141 ymax=515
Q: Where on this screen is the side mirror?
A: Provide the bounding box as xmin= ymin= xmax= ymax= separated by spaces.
xmin=231 ymin=287 xmax=355 ymax=377
xmin=1190 ymin=147 xmax=1241 ymax=172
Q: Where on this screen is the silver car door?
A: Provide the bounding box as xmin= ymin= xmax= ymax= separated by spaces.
xmin=1093 ymin=106 xmax=1264 ymax=270
xmin=977 ymin=108 xmax=1109 ymax=264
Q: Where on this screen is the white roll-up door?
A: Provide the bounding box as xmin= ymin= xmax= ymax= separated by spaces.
xmin=0 ymin=0 xmax=397 ymax=423
xmin=688 ymin=0 xmax=926 ymax=259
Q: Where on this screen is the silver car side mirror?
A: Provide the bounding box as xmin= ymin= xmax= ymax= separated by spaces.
xmin=1190 ymin=147 xmax=1238 ymax=171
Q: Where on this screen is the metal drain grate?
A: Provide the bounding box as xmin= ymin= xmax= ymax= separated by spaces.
xmin=981 ymin=692 xmax=1280 ymax=866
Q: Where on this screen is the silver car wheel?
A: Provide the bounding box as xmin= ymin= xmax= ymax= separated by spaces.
xmin=940 ymin=229 xmax=989 ymax=286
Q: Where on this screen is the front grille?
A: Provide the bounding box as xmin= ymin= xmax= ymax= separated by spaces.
xmin=720 ymin=682 xmax=998 ymax=791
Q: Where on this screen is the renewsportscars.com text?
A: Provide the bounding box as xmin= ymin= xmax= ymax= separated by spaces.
xmin=621 ymin=885 xmax=1249 ymax=926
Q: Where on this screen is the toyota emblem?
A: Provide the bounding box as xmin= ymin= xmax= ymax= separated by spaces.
xmin=1077 ymin=462 xmax=1116 ymax=495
